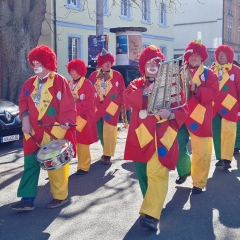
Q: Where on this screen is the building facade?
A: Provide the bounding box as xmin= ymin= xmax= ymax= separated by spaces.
xmin=174 ymin=0 xmax=240 ymax=66
xmin=38 ymin=0 xmax=175 ymax=79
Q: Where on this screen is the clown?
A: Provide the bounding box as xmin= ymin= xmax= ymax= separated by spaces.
xmin=212 ymin=45 xmax=240 ymax=169
xmin=67 ymin=59 xmax=98 ymax=175
xmin=124 ymin=45 xmax=188 ymax=231
xmin=89 ymin=48 xmax=126 ymax=165
xmin=10 ymin=45 xmax=76 ymax=211
xmin=175 ymin=40 xmax=219 ymax=194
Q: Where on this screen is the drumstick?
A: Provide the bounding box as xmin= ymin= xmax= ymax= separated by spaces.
xmin=39 ymin=124 xmax=77 ymax=126
xmin=29 ymin=133 xmax=41 ymax=148
xmin=38 ymin=121 xmax=77 ymax=127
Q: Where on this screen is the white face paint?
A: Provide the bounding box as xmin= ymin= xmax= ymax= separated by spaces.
xmin=146 ymin=66 xmax=158 ymax=75
xmin=32 ymin=61 xmax=43 ymax=73
xmin=34 ymin=66 xmax=43 ymax=73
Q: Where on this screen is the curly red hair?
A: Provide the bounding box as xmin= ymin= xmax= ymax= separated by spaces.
xmin=67 ymin=59 xmax=87 ymax=76
xmin=184 ymin=40 xmax=208 ymax=63
xmin=28 ymin=45 xmax=57 ymax=71
xmin=97 ymin=53 xmax=115 ymax=68
xmin=138 ymin=45 xmax=166 ymax=75
xmin=214 ymin=45 xmax=234 ymax=64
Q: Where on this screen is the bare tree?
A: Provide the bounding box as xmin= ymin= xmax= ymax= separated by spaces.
xmin=0 ymin=0 xmax=46 ymax=103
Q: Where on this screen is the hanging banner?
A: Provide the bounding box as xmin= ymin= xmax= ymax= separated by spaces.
xmin=88 ymin=35 xmax=109 ymax=67
xmin=128 ymin=35 xmax=142 ymax=66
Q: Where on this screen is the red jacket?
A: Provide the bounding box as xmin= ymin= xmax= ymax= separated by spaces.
xmin=185 ymin=65 xmax=219 ymax=137
xmin=124 ymin=77 xmax=188 ymax=170
xmin=89 ymin=69 xmax=126 ymax=126
xmin=69 ymin=77 xmax=98 ymax=145
xmin=19 ymin=72 xmax=77 ymax=155
xmin=212 ymin=64 xmax=240 ymax=122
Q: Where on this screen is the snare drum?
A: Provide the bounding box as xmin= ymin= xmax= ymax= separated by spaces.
xmin=37 ymin=139 xmax=74 ymax=170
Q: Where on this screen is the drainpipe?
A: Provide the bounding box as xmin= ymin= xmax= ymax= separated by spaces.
xmin=222 ymin=0 xmax=224 ymax=45
xmin=53 ymin=0 xmax=57 ymax=55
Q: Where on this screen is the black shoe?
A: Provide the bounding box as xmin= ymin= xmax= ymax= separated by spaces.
xmin=234 ymin=148 xmax=240 ymax=155
xmin=192 ymin=187 xmax=202 ymax=194
xmin=139 ymin=215 xmax=159 ymax=231
xmin=10 ymin=201 xmax=34 ymax=211
xmin=76 ymin=169 xmax=88 ymax=175
xmin=223 ymin=160 xmax=231 ymax=169
xmin=175 ymin=172 xmax=191 ymax=184
xmin=47 ymin=198 xmax=68 ymax=209
xmin=102 ymin=155 xmax=112 ymax=165
xmin=215 ymin=160 xmax=224 ymax=166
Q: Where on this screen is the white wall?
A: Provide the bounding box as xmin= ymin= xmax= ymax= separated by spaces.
xmin=49 ymin=0 xmax=175 ymax=78
xmin=174 ymin=0 xmax=223 ymax=65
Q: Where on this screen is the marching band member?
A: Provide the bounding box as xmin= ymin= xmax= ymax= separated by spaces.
xmin=234 ymin=108 xmax=240 ymax=155
xmin=175 ymin=40 xmax=219 ymax=193
xmin=124 ymin=45 xmax=188 ymax=231
xmin=10 ymin=45 xmax=76 ymax=211
xmin=67 ymin=59 xmax=98 ymax=175
xmin=212 ymin=45 xmax=240 ymax=169
xmin=233 ymin=60 xmax=240 ymax=155
xmin=89 ymin=48 xmax=126 ymax=165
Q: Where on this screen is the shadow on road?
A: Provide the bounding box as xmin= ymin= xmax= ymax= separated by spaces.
xmin=0 ymin=159 xmax=114 ymax=240
xmin=68 ymin=159 xmax=115 ymax=197
xmin=123 ymin=157 xmax=240 ymax=239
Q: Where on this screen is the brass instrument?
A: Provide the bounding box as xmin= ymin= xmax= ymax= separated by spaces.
xmin=147 ymin=51 xmax=192 ymax=116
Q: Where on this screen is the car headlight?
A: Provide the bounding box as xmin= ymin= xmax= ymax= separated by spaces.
xmin=15 ymin=115 xmax=21 ymax=123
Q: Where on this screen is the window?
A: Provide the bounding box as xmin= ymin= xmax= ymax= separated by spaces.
xmin=228 ymin=20 xmax=232 ymax=42
xmin=159 ymin=3 xmax=167 ymax=27
xmin=238 ymin=56 xmax=240 ymax=63
xmin=103 ymin=0 xmax=109 ymax=16
xmin=142 ymin=42 xmax=150 ymax=49
xmin=121 ymin=0 xmax=131 ymax=19
xmin=67 ymin=0 xmax=82 ymax=10
xmin=142 ymin=0 xmax=151 ymax=24
xmin=228 ymin=0 xmax=233 ymax=15
xmin=239 ymin=28 xmax=240 ymax=45
xmin=68 ymin=36 xmax=82 ymax=62
xmin=159 ymin=45 xmax=167 ymax=59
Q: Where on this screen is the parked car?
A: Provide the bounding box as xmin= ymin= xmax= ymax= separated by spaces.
xmin=0 ymin=99 xmax=22 ymax=143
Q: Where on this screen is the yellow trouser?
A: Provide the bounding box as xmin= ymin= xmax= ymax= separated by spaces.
xmin=77 ymin=143 xmax=91 ymax=171
xmin=221 ymin=119 xmax=236 ymax=161
xmin=103 ymin=121 xmax=118 ymax=156
xmin=48 ymin=163 xmax=69 ymax=200
xmin=190 ymin=133 xmax=212 ymax=189
xmin=140 ymin=152 xmax=169 ymax=220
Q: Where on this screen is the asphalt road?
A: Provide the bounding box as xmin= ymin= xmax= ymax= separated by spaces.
xmin=0 ymin=126 xmax=240 ymax=240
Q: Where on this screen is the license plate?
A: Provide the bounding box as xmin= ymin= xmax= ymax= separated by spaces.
xmin=1 ymin=134 xmax=20 ymax=143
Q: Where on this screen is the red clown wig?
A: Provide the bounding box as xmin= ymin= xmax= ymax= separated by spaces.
xmin=184 ymin=40 xmax=209 ymax=63
xmin=28 ymin=45 xmax=57 ymax=71
xmin=67 ymin=59 xmax=87 ymax=76
xmin=97 ymin=49 xmax=115 ymax=68
xmin=138 ymin=45 xmax=166 ymax=75
xmin=214 ymin=45 xmax=234 ymax=64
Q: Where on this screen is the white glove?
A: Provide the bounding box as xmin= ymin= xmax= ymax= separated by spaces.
xmin=60 ymin=122 xmax=70 ymax=130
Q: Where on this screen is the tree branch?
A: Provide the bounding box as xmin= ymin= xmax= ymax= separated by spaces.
xmin=29 ymin=0 xmax=46 ymax=43
xmin=12 ymin=0 xmax=23 ymax=20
